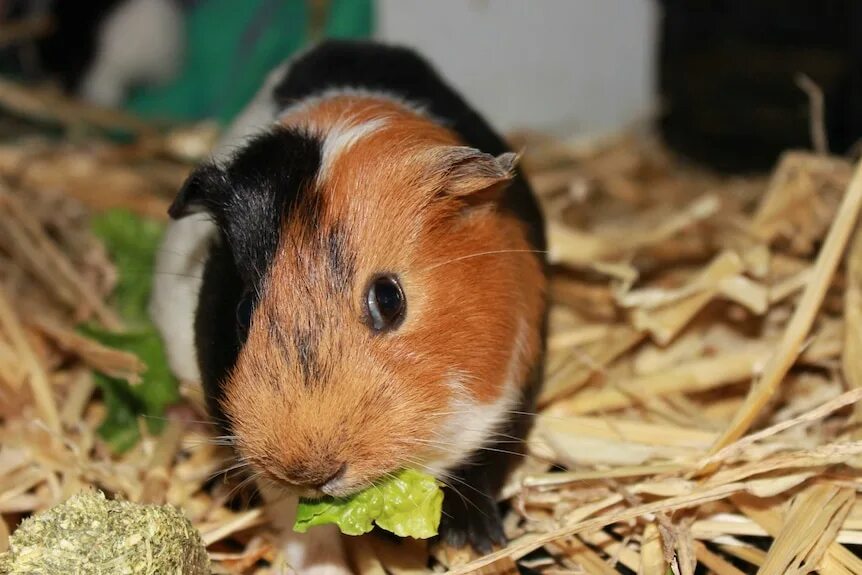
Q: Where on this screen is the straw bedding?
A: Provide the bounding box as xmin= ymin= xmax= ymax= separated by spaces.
xmin=1 ymin=88 xmax=862 ymax=574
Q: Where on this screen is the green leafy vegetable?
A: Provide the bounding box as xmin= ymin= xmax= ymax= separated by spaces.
xmin=294 ymin=487 xmax=382 ymax=536
xmin=85 ymin=210 xmax=179 ymax=452
xmin=294 ymin=469 xmax=443 ymax=539
xmin=90 ymin=210 xmax=164 ymax=326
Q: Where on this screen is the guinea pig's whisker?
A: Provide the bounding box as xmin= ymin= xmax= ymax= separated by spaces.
xmin=423 ymin=249 xmax=549 ymax=273
xmin=368 ymin=471 xmax=401 ymax=499
xmin=477 ymin=438 xmax=527 ymax=444
xmin=248 ymin=482 xmax=263 ymax=504
xmin=484 ymin=435 xmax=529 ymax=445
xmin=421 ymin=439 xmax=526 ymax=449
xmin=455 ymin=428 xmax=526 ymax=443
xmin=142 ymin=414 xmax=221 ymax=427
xmin=367 ymin=481 xmax=386 ymax=501
xmin=208 ymin=459 xmax=251 ymax=482
xmin=184 ymin=433 xmax=240 ymax=448
xmin=424 ymin=429 xmax=538 ymax=461
xmin=119 ymin=263 xmax=199 ymax=280
xmin=224 ymin=470 xmax=264 ymax=502
xmin=152 ymin=271 xmax=204 ymax=281
xmin=258 ymin=476 xmax=291 ymax=501
xmin=375 ymin=469 xmax=401 ymax=485
xmin=506 ymin=409 xmax=582 ymax=424
xmin=431 ymin=480 xmax=485 ymax=517
xmin=424 ymin=409 xmax=486 ymax=417
xmin=209 ymin=435 xmax=239 ymax=446
xmin=222 ymin=475 xmax=252 ymax=501
xmin=474 ymin=445 xmax=529 ymax=458
xmin=426 ymin=426 xmax=525 ymax=445
xmin=154 ymin=246 xmax=210 ymax=264
xmin=401 ymin=456 xmax=489 ymax=506
xmin=399 ymin=457 xmax=486 ymax=516
xmin=504 ymin=409 xmax=543 ymax=417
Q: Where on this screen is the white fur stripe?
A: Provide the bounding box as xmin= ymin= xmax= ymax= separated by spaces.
xmin=426 ymin=316 xmax=529 ymax=475
xmin=317 ymin=116 xmax=390 ymax=183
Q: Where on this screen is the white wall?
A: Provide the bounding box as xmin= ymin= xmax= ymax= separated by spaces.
xmin=376 ymin=0 xmax=658 ymax=137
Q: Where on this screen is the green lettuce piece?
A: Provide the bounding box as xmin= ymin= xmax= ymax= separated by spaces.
xmin=89 ymin=210 xmax=164 ymax=327
xmin=294 ymin=487 xmax=383 ymax=536
xmin=85 ymin=210 xmax=179 ymax=452
xmin=294 ymin=469 xmax=443 ymax=539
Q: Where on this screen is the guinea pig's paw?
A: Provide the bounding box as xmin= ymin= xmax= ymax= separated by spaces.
xmin=438 ymin=488 xmax=506 ymax=555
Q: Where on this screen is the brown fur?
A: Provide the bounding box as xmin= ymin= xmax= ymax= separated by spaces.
xmin=222 ymin=95 xmax=546 ymax=495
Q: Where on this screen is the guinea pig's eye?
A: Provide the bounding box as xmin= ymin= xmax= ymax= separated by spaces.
xmin=236 ymin=292 xmax=254 ymax=336
xmin=366 ymin=275 xmax=405 ymax=332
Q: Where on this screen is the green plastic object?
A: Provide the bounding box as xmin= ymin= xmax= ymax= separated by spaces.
xmin=126 ymin=0 xmax=373 ymax=125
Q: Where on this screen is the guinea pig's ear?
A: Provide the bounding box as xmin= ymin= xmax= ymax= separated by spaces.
xmin=168 ymin=163 xmax=228 ymax=219
xmin=436 ymin=146 xmax=519 ymax=203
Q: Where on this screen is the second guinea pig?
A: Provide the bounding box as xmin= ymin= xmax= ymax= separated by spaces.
xmin=150 ymin=40 xmax=548 ymax=572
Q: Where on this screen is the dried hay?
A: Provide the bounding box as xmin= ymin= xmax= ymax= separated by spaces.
xmin=0 ymin=83 xmax=862 ymax=574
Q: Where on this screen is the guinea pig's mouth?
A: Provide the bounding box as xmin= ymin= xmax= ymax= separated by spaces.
xmin=268 ymin=464 xmax=362 ymax=499
xmin=289 ymin=483 xmax=348 ymax=499
xmin=288 ymin=485 xmax=330 ymax=499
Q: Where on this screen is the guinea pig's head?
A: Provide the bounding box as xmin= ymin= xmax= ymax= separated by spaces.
xmin=170 ymin=95 xmax=544 ymax=498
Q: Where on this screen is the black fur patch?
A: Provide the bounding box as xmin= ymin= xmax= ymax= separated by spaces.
xmin=189 ymin=128 xmax=322 ymax=427
xmin=173 ymin=127 xmax=323 ymax=290
xmin=195 ymin=236 xmax=244 ymax=430
xmin=267 ymin=319 xmax=321 ymax=389
xmin=438 ymin=354 xmax=546 ymax=553
xmin=326 ymin=223 xmax=355 ymax=292
xmin=293 ymin=324 xmax=321 ymax=386
xmin=219 ymin=128 xmax=323 ymax=288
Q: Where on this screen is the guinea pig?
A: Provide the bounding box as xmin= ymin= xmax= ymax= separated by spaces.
xmin=2 ymin=0 xmax=184 ymax=107
xmin=150 ymin=40 xmax=547 ymax=572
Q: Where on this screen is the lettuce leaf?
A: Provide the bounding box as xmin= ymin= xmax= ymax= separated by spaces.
xmin=294 ymin=469 xmax=443 ymax=539
xmin=86 ymin=210 xmax=179 ymax=452
xmin=90 ymin=210 xmax=165 ymax=327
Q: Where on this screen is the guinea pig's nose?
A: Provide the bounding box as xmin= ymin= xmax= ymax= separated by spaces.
xmin=284 ymin=460 xmax=347 ymax=489
xmin=315 ymin=462 xmax=347 ymax=489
